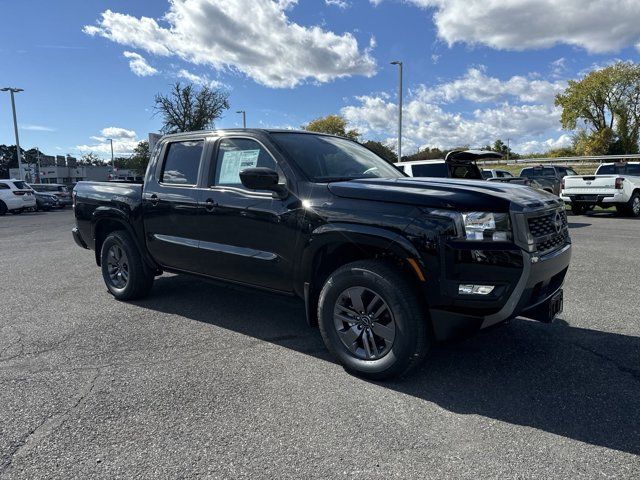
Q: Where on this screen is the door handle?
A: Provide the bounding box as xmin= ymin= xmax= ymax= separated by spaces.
xmin=149 ymin=194 xmax=159 ymax=206
xmin=204 ymin=198 xmax=217 ymax=213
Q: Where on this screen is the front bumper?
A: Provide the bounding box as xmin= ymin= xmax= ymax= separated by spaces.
xmin=429 ymin=243 xmax=571 ymax=341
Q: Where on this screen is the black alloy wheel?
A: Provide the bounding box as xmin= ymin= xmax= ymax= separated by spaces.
xmin=333 ymin=286 xmax=396 ymax=360
xmin=106 ymin=243 xmax=130 ymax=289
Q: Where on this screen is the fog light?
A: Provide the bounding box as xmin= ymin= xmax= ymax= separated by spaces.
xmin=458 ymin=284 xmax=495 ymax=295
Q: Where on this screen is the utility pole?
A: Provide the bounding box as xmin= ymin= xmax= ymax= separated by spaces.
xmin=507 ymin=138 xmax=511 ymax=163
xmin=390 ymin=62 xmax=403 ymax=161
xmin=107 ymin=138 xmax=115 ymax=177
xmin=1 ymin=87 xmax=25 ymax=180
xmin=236 ymin=110 xmax=247 ymax=128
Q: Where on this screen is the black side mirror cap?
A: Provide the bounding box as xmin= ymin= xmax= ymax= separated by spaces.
xmin=239 ymin=167 xmax=288 ymax=198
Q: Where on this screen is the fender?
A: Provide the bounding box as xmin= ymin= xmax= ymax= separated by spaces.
xmin=91 ymin=206 xmax=159 ymax=271
xmin=298 ymin=221 xmax=421 ymax=284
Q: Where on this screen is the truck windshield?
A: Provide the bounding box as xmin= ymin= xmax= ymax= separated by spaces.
xmin=596 ymin=164 xmax=640 ymax=175
xmin=271 ymin=133 xmax=404 ymax=182
xmin=521 ymin=167 xmax=555 ymax=177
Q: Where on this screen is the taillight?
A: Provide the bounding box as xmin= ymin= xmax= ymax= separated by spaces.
xmin=13 ymin=191 xmax=25 ymax=196
xmin=560 ymin=178 xmax=565 ymax=190
xmin=615 ymin=177 xmax=625 ymax=189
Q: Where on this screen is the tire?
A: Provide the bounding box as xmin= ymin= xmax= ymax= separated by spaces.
xmin=0 ymin=201 xmax=6 ymax=216
xmin=100 ymin=230 xmax=154 ymax=300
xmin=571 ymin=204 xmax=587 ymax=215
xmin=318 ymin=260 xmax=430 ymax=380
xmin=625 ymin=192 xmax=640 ymax=217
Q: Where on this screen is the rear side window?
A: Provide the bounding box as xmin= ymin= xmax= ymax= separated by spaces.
xmin=481 ymin=170 xmax=492 ymax=179
xmin=411 ymin=163 xmax=448 ymax=177
xmin=596 ymin=165 xmax=618 ymax=174
xmin=12 ymin=181 xmax=28 ymax=189
xmin=627 ymin=164 xmax=640 ymax=174
xmin=161 ymin=140 xmax=204 ymax=185
xmin=0 ymin=183 xmax=9 ymax=189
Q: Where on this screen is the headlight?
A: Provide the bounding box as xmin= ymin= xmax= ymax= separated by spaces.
xmin=462 ymin=212 xmax=511 ymax=241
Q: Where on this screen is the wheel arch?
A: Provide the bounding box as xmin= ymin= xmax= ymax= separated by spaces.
xmin=92 ymin=208 xmax=157 ymax=271
xmin=299 ymin=223 xmax=427 ymax=326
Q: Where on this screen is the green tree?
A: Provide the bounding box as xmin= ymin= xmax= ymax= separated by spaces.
xmin=129 ymin=141 xmax=150 ymax=175
xmin=303 ymin=114 xmax=359 ymax=140
xmin=404 ymin=147 xmax=447 ymax=161
xmin=555 ymin=61 xmax=640 ymax=154
xmin=154 ymin=82 xmax=230 ymax=134
xmin=361 ymin=140 xmax=398 ymax=163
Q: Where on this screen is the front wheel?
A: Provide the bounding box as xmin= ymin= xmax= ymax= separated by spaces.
xmin=318 ymin=260 xmax=430 ymax=380
xmin=101 ymin=230 xmax=154 ymax=300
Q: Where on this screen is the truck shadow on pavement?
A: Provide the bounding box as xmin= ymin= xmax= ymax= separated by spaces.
xmin=135 ymin=275 xmax=640 ymax=456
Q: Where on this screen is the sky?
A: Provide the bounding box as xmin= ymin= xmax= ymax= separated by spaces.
xmin=1 ymin=0 xmax=639 ymax=159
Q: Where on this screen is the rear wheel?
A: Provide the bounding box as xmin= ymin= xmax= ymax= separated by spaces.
xmin=100 ymin=230 xmax=154 ymax=300
xmin=625 ymin=192 xmax=640 ymax=217
xmin=318 ymin=260 xmax=430 ymax=380
xmin=0 ymin=201 xmax=6 ymax=215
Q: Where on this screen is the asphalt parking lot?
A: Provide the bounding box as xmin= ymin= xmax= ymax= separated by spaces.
xmin=0 ymin=209 xmax=638 ymax=479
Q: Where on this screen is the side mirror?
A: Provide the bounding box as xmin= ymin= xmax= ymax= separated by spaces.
xmin=239 ymin=167 xmax=288 ymax=198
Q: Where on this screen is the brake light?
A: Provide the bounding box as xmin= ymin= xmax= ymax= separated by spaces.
xmin=615 ymin=177 xmax=625 ymax=189
xmin=560 ymin=178 xmax=565 ymax=190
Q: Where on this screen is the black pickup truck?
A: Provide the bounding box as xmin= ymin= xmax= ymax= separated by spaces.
xmin=72 ymin=129 xmax=571 ymax=379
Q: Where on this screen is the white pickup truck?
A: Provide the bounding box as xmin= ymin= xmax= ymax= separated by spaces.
xmin=560 ymin=162 xmax=640 ymax=216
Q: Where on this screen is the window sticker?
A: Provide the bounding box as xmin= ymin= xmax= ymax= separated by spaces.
xmin=218 ymin=149 xmax=260 ymax=184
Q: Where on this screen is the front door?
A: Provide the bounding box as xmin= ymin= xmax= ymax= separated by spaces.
xmin=192 ymin=136 xmax=300 ymax=292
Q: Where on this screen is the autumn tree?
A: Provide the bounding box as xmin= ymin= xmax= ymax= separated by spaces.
xmin=154 ymin=82 xmax=230 ymax=134
xmin=555 ymin=62 xmax=640 ymax=154
xmin=303 ymin=114 xmax=359 ymax=140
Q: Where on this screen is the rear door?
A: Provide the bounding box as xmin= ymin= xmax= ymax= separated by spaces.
xmin=142 ymin=137 xmax=207 ymax=272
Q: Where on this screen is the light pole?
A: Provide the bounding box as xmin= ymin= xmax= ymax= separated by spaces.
xmin=1 ymin=87 xmax=25 ymax=180
xmin=107 ymin=138 xmax=115 ymax=176
xmin=507 ymin=138 xmax=511 ymax=163
xmin=390 ymin=61 xmax=403 ymax=161
xmin=236 ymin=110 xmax=246 ymax=128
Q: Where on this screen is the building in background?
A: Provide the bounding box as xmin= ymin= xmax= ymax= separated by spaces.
xmin=9 ymin=164 xmax=140 ymax=184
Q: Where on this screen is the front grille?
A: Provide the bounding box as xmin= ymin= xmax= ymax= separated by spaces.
xmin=527 ymin=208 xmax=569 ymax=255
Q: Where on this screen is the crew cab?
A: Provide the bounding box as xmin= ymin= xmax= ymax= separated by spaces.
xmin=72 ymin=130 xmax=571 ymax=379
xmin=560 ymin=162 xmax=640 ymax=216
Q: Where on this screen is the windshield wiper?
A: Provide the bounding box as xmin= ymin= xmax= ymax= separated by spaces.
xmin=313 ymin=176 xmax=360 ymax=183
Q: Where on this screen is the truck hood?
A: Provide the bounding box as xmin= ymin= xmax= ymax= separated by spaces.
xmin=328 ymin=177 xmax=561 ymax=212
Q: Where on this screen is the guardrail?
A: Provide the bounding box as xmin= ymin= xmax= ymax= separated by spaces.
xmin=485 ymin=154 xmax=640 ymax=165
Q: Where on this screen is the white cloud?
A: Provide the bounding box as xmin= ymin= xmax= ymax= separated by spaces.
xmin=325 ymin=0 xmax=350 ymax=8
xmin=177 ymin=69 xmax=227 ymax=89
xmin=84 ymin=0 xmax=376 ymax=88
xmin=515 ymin=134 xmax=573 ymax=154
xmin=20 ymin=124 xmax=56 ymax=132
xmin=78 ymin=127 xmax=140 ymax=155
xmin=374 ymin=0 xmax=640 ymax=53
xmin=341 ymin=68 xmax=567 ymax=153
xmin=123 ymin=51 xmax=158 ymax=76
xmin=417 ymin=67 xmax=566 ymax=104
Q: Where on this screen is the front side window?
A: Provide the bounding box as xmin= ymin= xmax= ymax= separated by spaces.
xmin=271 ymin=133 xmax=403 ymax=182
xmin=161 ymin=140 xmax=204 ymax=185
xmin=213 ymin=138 xmax=277 ymax=187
